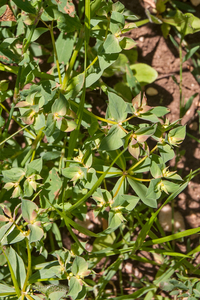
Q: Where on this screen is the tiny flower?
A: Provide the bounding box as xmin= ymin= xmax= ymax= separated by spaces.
xmin=132 ymin=93 xmax=152 ymax=116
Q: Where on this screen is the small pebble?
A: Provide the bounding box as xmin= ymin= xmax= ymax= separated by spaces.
xmin=146 ymin=87 xmax=158 ymax=96
xmin=159 ymin=205 xmax=185 ymax=232
xmin=189 ymin=122 xmax=198 ymax=131
xmin=190 ymin=0 xmax=200 ymax=6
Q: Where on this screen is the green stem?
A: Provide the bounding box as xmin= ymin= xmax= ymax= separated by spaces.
xmin=129 ymin=176 xmax=151 ymax=182
xmin=69 ymin=99 xmax=117 ymax=125
xmin=179 ymin=41 xmax=183 ymax=118
xmin=21 ymin=130 xmax=44 ymax=166
xmin=49 ymin=21 xmax=62 ymax=85
xmin=186 ymin=132 xmax=200 ymax=143
xmin=179 ymin=19 xmax=188 ymax=119
xmin=113 ymin=175 xmax=125 ymax=198
xmin=128 ymin=145 xmax=157 ymax=173
xmin=22 ymin=238 xmax=32 ymax=296
xmin=1 ymin=103 xmax=15 ymax=139
xmin=0 ymin=124 xmax=30 ymax=147
xmin=65 ymin=0 xmax=91 ymax=165
xmin=61 ymin=35 xmax=83 ymax=91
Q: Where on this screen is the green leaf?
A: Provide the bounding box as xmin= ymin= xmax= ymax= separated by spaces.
xmin=93 ymin=232 xmax=116 ymax=252
xmin=114 ymin=82 xmax=133 ymax=102
xmin=88 ymin=120 xmax=99 ymax=135
xmin=29 ymin=263 xmax=62 ymax=283
xmin=135 ymin=123 xmax=157 ymax=140
xmin=65 ymin=73 xmax=85 ymax=99
xmin=49 ymin=291 xmax=67 ymax=300
xmin=103 ymin=34 xmax=122 ymax=54
xmin=0 ymin=115 xmax=5 ymax=127
xmin=168 ymin=126 xmax=186 ymax=146
xmin=183 ymin=46 xmax=200 ymax=63
xmin=102 ymin=53 xmax=128 ymax=77
xmin=45 ymin=113 xmax=56 ymax=136
xmin=146 ymin=9 xmax=163 ymax=24
xmin=34 ymin=112 xmax=46 ymax=131
xmin=128 ymin=177 xmax=157 ymax=208
xmin=56 ymin=10 xmax=81 ymax=33
xmin=126 ymin=64 xmax=136 ymax=90
xmin=21 ymin=199 xmax=38 ymax=223
xmin=110 ymin=11 xmax=125 ymax=34
xmin=108 ymin=91 xmax=127 ymax=121
xmin=63 ymin=215 xmax=99 ymax=238
xmin=161 ymin=180 xmax=179 ymax=193
xmin=62 ymin=166 xmax=87 ymax=181
xmin=0 ymin=47 xmax=20 ymax=64
xmin=121 ymin=194 xmax=140 ymax=210
xmin=0 ymin=5 xmax=6 ymax=16
xmin=112 ymin=176 xmax=127 ymax=196
xmin=12 ymin=0 xmax=36 ymax=14
xmin=156 ymin=0 xmax=169 ymax=13
xmin=163 ymin=11 xmax=200 ymax=36
xmin=40 ymin=168 xmax=62 ymax=207
xmin=119 ymin=37 xmax=136 ymax=50
xmin=51 ymin=0 xmax=76 ymax=17
xmin=71 ymin=257 xmax=89 ymax=276
xmin=1 ymin=228 xmax=25 ymax=245
xmin=151 ymin=106 xmax=170 ymax=117
xmin=2 ymin=168 xmax=25 ymax=182
xmin=158 ymin=143 xmax=175 ymax=163
xmin=112 ymin=1 xmax=125 ymax=12
xmin=40 ymin=80 xmax=57 ymax=104
xmin=109 ymin=149 xmax=126 ymax=170
xmin=150 ymin=155 xmax=163 ymax=178
xmin=98 ymin=52 xmax=119 ymax=72
xmin=86 ymin=69 xmax=103 ymax=87
xmin=0 ymin=223 xmax=13 ymax=242
xmin=180 ymin=93 xmax=198 ymax=118
xmin=30 ymin=28 xmax=49 ymax=42
xmin=52 ymin=94 xmax=69 ymax=116
xmin=130 ymin=63 xmax=158 ymax=85
xmin=108 ymin=211 xmax=125 ymax=231
xmin=27 ymin=158 xmax=43 ymax=174
xmin=52 ymin=223 xmax=63 ymax=248
xmin=0 ymin=284 xmax=16 ymax=296
xmin=99 ymin=125 xmax=126 ymax=151
xmin=68 ymin=277 xmax=82 ymax=299
xmin=56 ymin=32 xmax=75 ymax=64
xmin=0 ymin=80 xmax=9 ymax=92
xmin=8 ymin=247 xmax=26 ymax=289
xmin=28 ymin=224 xmax=44 ymax=243
xmin=145 ymin=178 xmax=161 ymax=201
xmin=194 ymin=289 xmax=200 ymax=297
